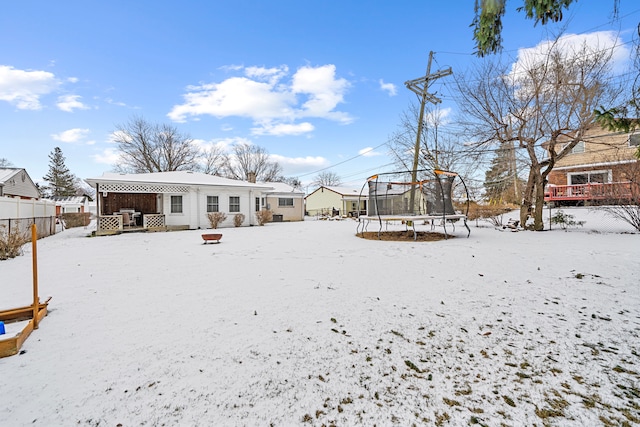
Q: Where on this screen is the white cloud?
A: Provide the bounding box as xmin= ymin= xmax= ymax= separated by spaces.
xmin=91 ymin=148 xmax=120 ymax=165
xmin=425 ymin=107 xmax=452 ymax=125
xmin=191 ymin=137 xmax=242 ymax=152
xmin=57 ymin=94 xmax=89 ymax=112
xmin=245 ymin=65 xmax=289 ymax=85
xmin=379 ymin=79 xmax=397 ymax=96
xmin=168 ymin=76 xmax=296 ymax=122
xmin=51 ymin=128 xmax=90 ymax=143
xmin=67 ymin=77 xmax=79 ymax=83
xmin=251 ymin=121 xmax=314 ymax=136
xmin=105 ymin=98 xmax=128 ymax=107
xmin=511 ymin=31 xmax=630 ymax=80
xmin=358 ymin=147 xmax=382 ymax=157
xmin=270 ymin=154 xmax=328 ymax=175
xmin=291 ymin=65 xmax=352 ymax=123
xmin=167 ymin=64 xmax=353 ymax=133
xmin=0 ymin=65 xmax=60 ymax=109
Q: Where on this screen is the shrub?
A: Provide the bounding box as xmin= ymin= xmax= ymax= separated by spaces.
xmin=207 ymin=212 xmax=227 ymax=229
xmin=234 ymin=213 xmax=245 ymax=227
xmin=551 ymin=210 xmax=585 ymax=230
xmin=462 ymin=201 xmax=517 ymax=224
xmin=60 ymin=212 xmax=91 ymax=228
xmin=0 ymin=225 xmax=29 ymax=260
xmin=599 ymin=204 xmax=640 ymax=232
xmin=255 ymin=209 xmax=273 ymax=226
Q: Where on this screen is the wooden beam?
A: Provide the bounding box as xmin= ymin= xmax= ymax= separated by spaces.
xmin=0 ymin=306 xmax=48 ymax=358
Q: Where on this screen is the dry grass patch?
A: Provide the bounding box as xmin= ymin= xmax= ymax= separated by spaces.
xmin=356 ymin=231 xmax=450 ymax=242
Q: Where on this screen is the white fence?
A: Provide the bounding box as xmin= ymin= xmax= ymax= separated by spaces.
xmin=0 ymin=196 xmax=56 ymax=220
xmin=0 ymin=197 xmax=57 ymax=240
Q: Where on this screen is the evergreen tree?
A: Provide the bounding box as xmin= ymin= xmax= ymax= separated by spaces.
xmin=483 ymin=143 xmax=522 ymax=205
xmin=43 ymin=147 xmax=77 ymax=197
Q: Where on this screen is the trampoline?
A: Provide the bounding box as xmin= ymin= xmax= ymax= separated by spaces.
xmin=356 ymin=169 xmax=471 ymax=240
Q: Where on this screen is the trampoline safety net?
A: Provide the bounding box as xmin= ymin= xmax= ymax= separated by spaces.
xmin=366 ymin=175 xmax=458 ymax=217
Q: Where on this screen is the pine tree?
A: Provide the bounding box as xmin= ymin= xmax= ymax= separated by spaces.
xmin=43 ymin=147 xmax=77 ymax=197
xmin=483 ymin=143 xmax=521 ymax=205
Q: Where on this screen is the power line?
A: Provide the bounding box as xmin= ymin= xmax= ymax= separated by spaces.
xmin=296 ymin=141 xmax=389 ymax=178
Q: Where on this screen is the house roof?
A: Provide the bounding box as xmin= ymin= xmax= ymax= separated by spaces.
xmin=263 ymin=181 xmax=305 ymax=195
xmin=0 ymin=167 xmax=23 ymax=184
xmin=85 ymin=171 xmax=274 ymax=190
xmin=0 ymin=168 xmax=40 ymax=197
xmin=324 ymin=186 xmax=362 ymax=196
xmin=305 ymin=186 xmax=364 ymax=200
xmin=46 ymin=195 xmax=90 ymax=205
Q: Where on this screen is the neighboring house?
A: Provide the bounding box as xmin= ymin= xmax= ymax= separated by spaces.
xmin=85 ymin=171 xmax=274 ymax=233
xmin=0 ymin=168 xmax=56 ymax=235
xmin=0 ymin=168 xmax=41 ymax=199
xmin=263 ymin=182 xmax=305 ymax=222
xmin=545 ymin=125 xmax=640 ymax=205
xmin=304 ymin=186 xmax=367 ymax=217
xmin=46 ymin=195 xmax=92 ymax=215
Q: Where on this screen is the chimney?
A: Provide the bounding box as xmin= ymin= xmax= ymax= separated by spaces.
xmin=247 ymin=172 xmax=256 ymax=183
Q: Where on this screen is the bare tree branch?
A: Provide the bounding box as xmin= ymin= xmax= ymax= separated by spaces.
xmin=456 ymin=37 xmax=617 ymax=229
xmin=113 ymin=115 xmax=199 ymax=173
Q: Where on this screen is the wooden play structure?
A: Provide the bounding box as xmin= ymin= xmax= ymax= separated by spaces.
xmin=0 ymin=224 xmax=51 ymax=358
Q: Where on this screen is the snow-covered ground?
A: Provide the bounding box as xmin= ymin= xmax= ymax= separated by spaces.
xmin=1 ymin=208 xmax=639 ymax=426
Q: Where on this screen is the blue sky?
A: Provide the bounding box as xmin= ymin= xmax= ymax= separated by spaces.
xmin=2 ymin=1 xmax=639 ymax=189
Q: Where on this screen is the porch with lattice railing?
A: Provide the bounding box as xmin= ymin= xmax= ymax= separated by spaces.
xmin=96 ymin=214 xmax=166 ymax=234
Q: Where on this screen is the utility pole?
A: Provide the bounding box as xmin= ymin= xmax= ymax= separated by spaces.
xmin=404 ymin=51 xmax=452 ymax=210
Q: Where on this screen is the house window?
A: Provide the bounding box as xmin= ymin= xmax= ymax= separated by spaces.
xmin=278 ymin=198 xmax=294 ymax=207
xmin=206 ymin=196 xmax=219 ymax=212
xmin=255 ymin=197 xmax=260 ymax=212
xmin=170 ymin=195 xmax=183 ymax=213
xmin=229 ymin=196 xmax=240 ymax=213
xmin=570 ymin=141 xmax=585 ymax=154
xmin=569 ymin=171 xmax=609 ymax=185
xmin=630 ymin=132 xmax=640 ymax=147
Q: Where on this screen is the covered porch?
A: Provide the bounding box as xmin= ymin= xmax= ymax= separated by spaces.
xmin=93 ymin=181 xmax=188 ymax=235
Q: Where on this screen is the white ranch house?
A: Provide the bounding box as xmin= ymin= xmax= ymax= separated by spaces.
xmin=85 ymin=171 xmax=274 ymax=234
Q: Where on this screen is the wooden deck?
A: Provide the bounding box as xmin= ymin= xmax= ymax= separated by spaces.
xmin=545 ymin=182 xmax=639 ymax=204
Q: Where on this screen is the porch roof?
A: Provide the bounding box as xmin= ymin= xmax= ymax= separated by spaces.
xmin=85 ymin=171 xmax=274 ymax=193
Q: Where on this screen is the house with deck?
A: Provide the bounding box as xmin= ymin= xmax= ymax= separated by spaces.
xmin=545 ymin=125 xmax=640 ymax=205
xmin=85 ymin=171 xmax=274 ymax=234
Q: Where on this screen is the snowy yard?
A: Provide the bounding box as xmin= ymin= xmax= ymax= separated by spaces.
xmin=1 ymin=208 xmax=639 ymax=426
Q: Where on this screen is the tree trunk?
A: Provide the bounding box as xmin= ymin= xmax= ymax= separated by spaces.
xmin=520 ymin=169 xmax=535 ymax=227
xmin=533 ymin=173 xmax=546 ymax=231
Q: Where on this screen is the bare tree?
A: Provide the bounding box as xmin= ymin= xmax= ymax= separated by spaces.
xmin=201 ymin=145 xmax=226 ymax=176
xmin=223 ymin=142 xmax=282 ymax=182
xmin=386 ymin=103 xmax=486 ymax=199
xmin=598 ymin=156 xmax=640 ymax=231
xmin=112 ymin=115 xmax=200 ymax=173
xmin=313 ymin=171 xmax=342 ymax=187
xmin=456 ymin=38 xmax=617 ymax=229
xmin=0 ymin=158 xmax=13 ymax=168
xmin=596 ymin=22 xmax=640 ymax=140
xmin=272 ymin=176 xmax=302 ymax=188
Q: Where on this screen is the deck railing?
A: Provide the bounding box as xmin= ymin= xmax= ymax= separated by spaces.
xmin=545 ymin=182 xmax=638 ymax=203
